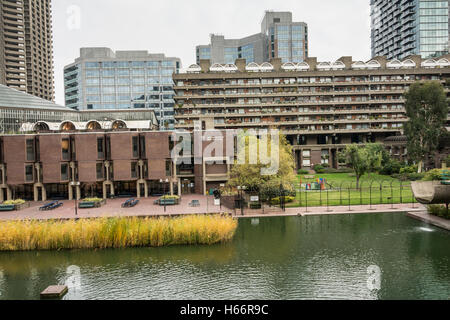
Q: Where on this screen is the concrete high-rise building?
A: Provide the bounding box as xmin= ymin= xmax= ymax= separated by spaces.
xmin=0 ymin=0 xmax=55 ymax=101
xmin=64 ymin=48 xmax=181 ymax=130
xmin=371 ymin=0 xmax=449 ymax=60
xmin=196 ymin=11 xmax=308 ymax=64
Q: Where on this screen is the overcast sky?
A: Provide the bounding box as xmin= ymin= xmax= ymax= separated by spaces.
xmin=52 ymin=0 xmax=372 ymax=105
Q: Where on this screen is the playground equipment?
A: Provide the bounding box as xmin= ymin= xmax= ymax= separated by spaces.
xmin=411 ymin=170 xmax=450 ymax=208
xmin=305 ymin=178 xmax=327 ymax=191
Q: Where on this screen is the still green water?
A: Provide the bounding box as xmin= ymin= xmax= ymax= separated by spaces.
xmin=0 ymin=213 xmax=449 ymax=300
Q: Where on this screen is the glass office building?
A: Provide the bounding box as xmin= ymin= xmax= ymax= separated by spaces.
xmin=195 ymin=11 xmax=308 ymax=64
xmin=371 ymin=0 xmax=449 ymax=60
xmin=64 ymin=48 xmax=181 ymax=130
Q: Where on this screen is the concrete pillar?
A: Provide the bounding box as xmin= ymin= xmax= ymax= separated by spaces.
xmin=6 ymin=186 xmax=12 ymax=201
xmin=34 ymin=184 xmax=39 ymax=202
xmin=42 ymin=185 xmax=47 ymax=202
xmin=136 ymin=181 xmax=141 ymax=198
xmin=170 ymin=180 xmax=174 ymax=196
xmin=68 ymin=184 xmax=73 ymax=201
xmin=178 ymin=178 xmax=182 ymax=197
xmin=136 ymin=180 xmax=148 ymax=198
xmin=0 ymin=188 xmax=3 ymax=202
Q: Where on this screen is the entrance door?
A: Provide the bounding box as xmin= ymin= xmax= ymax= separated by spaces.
xmin=182 ymin=179 xmax=194 ymax=194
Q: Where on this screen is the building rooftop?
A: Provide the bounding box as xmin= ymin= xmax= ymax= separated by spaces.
xmin=0 ymin=85 xmax=70 ymax=111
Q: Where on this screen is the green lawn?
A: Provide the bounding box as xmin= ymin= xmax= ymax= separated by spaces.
xmin=287 ymin=173 xmax=416 ymax=208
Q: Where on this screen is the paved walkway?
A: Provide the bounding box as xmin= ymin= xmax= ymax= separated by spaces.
xmin=0 ymin=195 xmax=426 ymax=221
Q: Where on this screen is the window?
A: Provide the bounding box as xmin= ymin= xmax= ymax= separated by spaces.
xmin=140 ymin=136 xmax=146 ymax=158
xmin=97 ymin=138 xmax=104 ymax=159
xmin=96 ymin=163 xmax=104 ymax=180
xmin=62 ymin=138 xmax=70 ymax=161
xmin=61 ymin=164 xmax=69 ymax=181
xmin=132 ymin=136 xmax=139 ymax=158
xmin=131 ymin=162 xmax=138 ymax=179
xmin=25 ymin=165 xmax=33 ymax=182
xmin=26 ymin=139 xmax=35 ymax=161
xmin=165 ymin=160 xmax=172 ymax=176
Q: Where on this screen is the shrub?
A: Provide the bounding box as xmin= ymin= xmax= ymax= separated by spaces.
xmin=313 ymin=164 xmax=325 ymax=173
xmin=323 ymin=168 xmax=339 ymax=174
xmin=3 ymin=199 xmax=25 ymax=205
xmin=428 ymin=205 xmax=450 ymax=219
xmin=82 ymin=198 xmax=103 ymax=202
xmin=406 ymin=173 xmax=426 ymax=181
xmin=380 ymin=160 xmax=402 ymax=175
xmin=161 ymin=195 xmax=180 ymax=200
xmin=422 ymin=169 xmax=444 ymax=181
xmin=400 ymin=165 xmax=417 ymax=174
xmin=298 ymin=169 xmax=309 ymax=175
xmin=270 ymin=196 xmax=295 ymax=205
xmin=337 ymin=168 xmax=354 ymax=174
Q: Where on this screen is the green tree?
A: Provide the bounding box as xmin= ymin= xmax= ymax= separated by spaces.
xmin=339 ymin=145 xmax=371 ymax=189
xmin=404 ymin=81 xmax=448 ymax=172
xmin=227 ymin=132 xmax=296 ymax=193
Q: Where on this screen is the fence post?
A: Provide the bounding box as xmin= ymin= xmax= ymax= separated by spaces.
xmin=399 ymin=181 xmax=403 ymax=204
xmin=369 ymin=181 xmax=375 ymax=210
xmin=326 ymin=185 xmax=332 ymax=212
xmin=348 ymin=182 xmax=352 ymax=211
xmin=319 ymin=185 xmax=322 ymax=207
xmin=305 ymin=187 xmax=308 ymax=213
xmin=390 ymin=181 xmax=395 ymax=210
xmin=360 ymin=181 xmax=363 ymax=206
xmin=339 ymin=181 xmax=344 ymax=206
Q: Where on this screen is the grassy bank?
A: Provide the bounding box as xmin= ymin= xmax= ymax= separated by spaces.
xmin=287 ymin=173 xmax=415 ymax=208
xmin=0 ymin=215 xmax=238 ymax=251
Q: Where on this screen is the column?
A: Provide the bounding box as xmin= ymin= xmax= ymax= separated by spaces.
xmin=178 ymin=178 xmax=182 ymax=197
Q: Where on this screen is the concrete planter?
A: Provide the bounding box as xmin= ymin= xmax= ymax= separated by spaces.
xmin=14 ymin=202 xmax=30 ymax=211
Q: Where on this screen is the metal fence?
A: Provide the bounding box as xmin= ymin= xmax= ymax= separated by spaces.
xmin=222 ymin=179 xmax=417 ymax=216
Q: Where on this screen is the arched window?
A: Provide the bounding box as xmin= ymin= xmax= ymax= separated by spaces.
xmin=60 ymin=121 xmax=76 ymax=131
xmin=402 ymin=59 xmax=416 ymax=68
xmin=245 ymin=62 xmax=260 ymax=72
xmin=112 ymin=120 xmax=127 ymax=130
xmin=317 ymin=62 xmax=332 ymax=70
xmin=351 ymin=61 xmax=367 ymax=70
xmin=387 ymin=59 xmax=402 ymax=69
xmin=86 ymin=120 xmax=102 ymax=131
xmin=186 ymin=64 xmax=201 ymax=73
xmin=210 ymin=63 xmax=224 ymax=72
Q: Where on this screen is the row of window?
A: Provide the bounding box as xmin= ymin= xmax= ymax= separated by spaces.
xmin=85 ymin=68 xmax=174 ymax=77
xmin=85 ymin=61 xmax=176 ymax=68
xmin=86 ymin=77 xmax=173 ymax=85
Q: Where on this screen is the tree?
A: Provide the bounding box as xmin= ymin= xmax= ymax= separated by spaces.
xmin=365 ymin=143 xmax=385 ymax=176
xmin=404 ymin=81 xmax=448 ymax=172
xmin=339 ymin=145 xmax=368 ymax=189
xmin=227 ymin=132 xmax=296 ymax=193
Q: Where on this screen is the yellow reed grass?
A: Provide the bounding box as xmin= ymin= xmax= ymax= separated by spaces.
xmin=0 ymin=215 xmax=238 ymax=251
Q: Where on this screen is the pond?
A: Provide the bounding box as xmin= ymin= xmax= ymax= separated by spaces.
xmin=0 ymin=213 xmax=449 ymax=300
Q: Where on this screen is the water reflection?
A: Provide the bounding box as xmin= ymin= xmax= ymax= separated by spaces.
xmin=0 ymin=213 xmax=448 ymax=300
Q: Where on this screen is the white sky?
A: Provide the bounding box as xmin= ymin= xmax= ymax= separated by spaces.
xmin=52 ymin=0 xmax=372 ymax=105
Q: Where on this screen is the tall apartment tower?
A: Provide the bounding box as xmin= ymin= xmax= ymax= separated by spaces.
xmin=0 ymin=0 xmax=54 ymax=101
xmin=64 ymin=48 xmax=181 ymax=130
xmin=371 ymin=0 xmax=449 ymax=60
xmin=196 ymin=11 xmax=308 ymax=64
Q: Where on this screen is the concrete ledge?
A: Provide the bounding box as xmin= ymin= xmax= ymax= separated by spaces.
xmin=406 ymin=211 xmax=450 ymax=231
